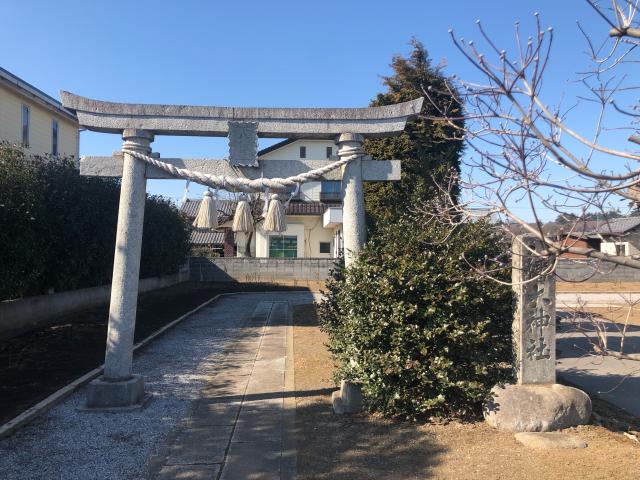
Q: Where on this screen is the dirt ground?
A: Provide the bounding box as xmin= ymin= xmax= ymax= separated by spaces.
xmin=292 ymin=303 xmax=640 ymax=480
xmin=0 ymin=282 xmax=306 ymax=424
xmin=557 ymin=281 xmax=640 ymax=324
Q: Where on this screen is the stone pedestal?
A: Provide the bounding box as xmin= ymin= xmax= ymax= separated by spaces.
xmin=484 ymin=383 xmax=591 ymax=432
xmin=85 ymin=374 xmax=147 ymax=411
xmin=332 ymin=380 xmax=363 ymax=414
xmin=484 ymin=235 xmax=591 ymax=431
xmin=84 ymin=129 xmax=153 ymax=410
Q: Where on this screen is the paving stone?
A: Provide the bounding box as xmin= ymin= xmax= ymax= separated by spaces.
xmin=232 ymin=418 xmax=283 ymax=444
xmin=187 ymin=400 xmax=242 ymax=426
xmin=156 ymin=464 xmax=221 ymax=480
xmin=220 ymin=441 xmax=281 ymax=480
xmin=200 ymin=378 xmax=248 ymax=395
xmin=151 ymin=298 xmax=292 ymax=479
xmin=253 ymin=358 xmax=286 ymax=371
xmin=241 ymin=397 xmax=284 ymax=411
xmin=165 ymin=425 xmax=233 ymax=465
xmin=514 ymin=432 xmax=588 ymax=449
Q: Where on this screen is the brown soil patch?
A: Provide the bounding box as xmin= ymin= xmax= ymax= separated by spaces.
xmin=293 ymin=303 xmax=640 ymax=480
xmin=0 ymin=282 xmax=307 ymax=424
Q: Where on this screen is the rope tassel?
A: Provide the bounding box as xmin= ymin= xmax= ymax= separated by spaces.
xmin=232 ymin=194 xmax=254 ymax=233
xmin=263 ymin=194 xmax=286 ymax=233
xmin=193 ymin=190 xmax=218 ymax=229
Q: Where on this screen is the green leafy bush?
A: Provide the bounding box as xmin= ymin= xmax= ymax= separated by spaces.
xmin=318 ymin=211 xmax=513 ymax=419
xmin=0 ymin=144 xmax=190 ymax=300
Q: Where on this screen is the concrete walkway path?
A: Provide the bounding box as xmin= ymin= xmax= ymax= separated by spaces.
xmin=150 ymin=300 xmax=296 ymax=480
xmin=557 ymin=319 xmax=640 ymax=417
xmin=0 ymin=291 xmax=316 ymax=480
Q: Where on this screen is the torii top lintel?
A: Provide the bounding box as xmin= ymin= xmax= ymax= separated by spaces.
xmin=60 ymin=91 xmax=423 ymax=139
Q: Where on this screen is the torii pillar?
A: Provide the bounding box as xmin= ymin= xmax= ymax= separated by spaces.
xmin=85 ymin=129 xmax=153 ymax=409
xmin=337 ymin=133 xmax=366 ymax=267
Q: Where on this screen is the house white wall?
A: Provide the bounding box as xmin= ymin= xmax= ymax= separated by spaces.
xmin=601 ymin=240 xmax=639 ymax=256
xmin=300 ymin=181 xmax=322 ymax=201
xmin=226 ymin=139 xmax=343 ymax=259
xmin=259 ymin=139 xmax=337 ymax=161
xmin=255 ymin=216 xmax=336 ymax=258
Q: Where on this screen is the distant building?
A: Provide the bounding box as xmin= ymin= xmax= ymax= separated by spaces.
xmin=0 ymin=66 xmax=78 ymax=158
xmin=512 ymin=216 xmax=640 ymax=257
xmin=181 ymin=139 xmax=344 ymax=259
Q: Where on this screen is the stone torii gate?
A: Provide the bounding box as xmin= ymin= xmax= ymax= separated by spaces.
xmin=61 ymin=91 xmax=422 ymax=409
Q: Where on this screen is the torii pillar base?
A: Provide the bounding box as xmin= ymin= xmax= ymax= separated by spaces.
xmin=83 ymin=375 xmax=149 ymax=411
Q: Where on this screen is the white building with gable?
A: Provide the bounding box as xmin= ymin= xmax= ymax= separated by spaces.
xmin=182 ymin=138 xmax=344 ymax=259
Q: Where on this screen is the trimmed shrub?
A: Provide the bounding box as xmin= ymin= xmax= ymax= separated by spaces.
xmin=318 ymin=210 xmax=514 ymax=419
xmin=0 ymin=144 xmax=190 ymax=300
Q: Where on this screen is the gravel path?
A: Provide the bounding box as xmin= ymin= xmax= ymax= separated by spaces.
xmin=0 ymin=291 xmax=315 ymax=480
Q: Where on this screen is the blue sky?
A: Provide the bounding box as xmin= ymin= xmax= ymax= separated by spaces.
xmin=0 ymin=1 xmax=625 ymax=219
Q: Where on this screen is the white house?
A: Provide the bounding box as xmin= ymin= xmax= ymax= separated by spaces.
xmin=245 ymin=139 xmax=343 ymax=258
xmin=182 ymin=138 xmax=344 ymax=259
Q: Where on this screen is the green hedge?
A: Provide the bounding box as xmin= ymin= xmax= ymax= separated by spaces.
xmin=318 ymin=211 xmax=514 ymax=419
xmin=0 ymin=144 xmax=190 ymax=301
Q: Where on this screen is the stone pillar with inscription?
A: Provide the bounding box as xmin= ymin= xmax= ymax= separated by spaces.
xmin=484 ymin=235 xmax=591 ymax=432
xmin=512 ymin=236 xmax=556 ymax=385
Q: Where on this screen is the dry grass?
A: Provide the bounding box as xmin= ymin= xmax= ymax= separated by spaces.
xmin=292 ymin=303 xmax=640 ymax=480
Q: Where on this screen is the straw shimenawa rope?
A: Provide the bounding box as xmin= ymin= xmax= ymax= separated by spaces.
xmin=121 ymin=146 xmax=362 ymax=193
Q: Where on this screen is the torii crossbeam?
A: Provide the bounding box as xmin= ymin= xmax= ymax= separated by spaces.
xmin=61 ymin=91 xmax=422 ymax=410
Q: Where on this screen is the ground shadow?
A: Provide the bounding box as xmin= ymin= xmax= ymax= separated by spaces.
xmin=556 ymin=316 xmax=640 ymax=360
xmin=293 ymin=396 xmax=445 ymax=480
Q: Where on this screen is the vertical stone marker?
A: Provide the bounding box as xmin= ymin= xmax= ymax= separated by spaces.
xmin=484 ymin=234 xmax=591 ymax=432
xmin=512 ymin=235 xmax=556 ymax=385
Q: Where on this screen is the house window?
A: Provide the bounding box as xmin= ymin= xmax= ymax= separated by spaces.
xmin=299 ymin=146 xmax=306 ymax=158
xmin=326 ymin=146 xmax=333 ymax=158
xmin=269 ymin=235 xmax=297 ymax=258
xmin=319 ymin=242 xmax=331 ymax=254
xmin=51 ymin=119 xmax=59 ymax=156
xmin=320 ymin=180 xmax=341 ymax=202
xmin=615 ymin=243 xmax=628 ymax=256
xmin=21 ymin=104 xmax=30 ymax=147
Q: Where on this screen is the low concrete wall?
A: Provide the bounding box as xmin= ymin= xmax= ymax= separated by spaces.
xmin=557 ymin=258 xmax=640 ymax=283
xmin=190 ymin=257 xmax=336 ymax=284
xmin=0 ymin=269 xmax=190 ymax=341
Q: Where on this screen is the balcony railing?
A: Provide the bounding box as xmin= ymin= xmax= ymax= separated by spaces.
xmin=319 ymin=191 xmax=342 ymax=202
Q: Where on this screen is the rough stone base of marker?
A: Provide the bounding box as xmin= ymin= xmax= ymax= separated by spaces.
xmin=514 ymin=432 xmax=588 ymax=449
xmin=484 ymin=383 xmax=591 ymax=432
xmin=332 ymin=380 xmax=363 ymax=414
xmin=84 ymin=374 xmax=146 ymax=410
